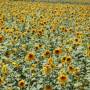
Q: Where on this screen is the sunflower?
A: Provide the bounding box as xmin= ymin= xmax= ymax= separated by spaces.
xmin=42 ymin=64 xmax=52 ymax=75
xmin=1 ymin=64 xmax=9 ymax=75
xmin=61 ymin=26 xmax=67 ymax=32
xmin=39 ymin=19 xmax=47 ymax=26
xmin=18 ymin=79 xmax=25 ymax=88
xmin=0 ymin=77 xmax=4 ymax=86
xmin=12 ymin=62 xmax=20 ymax=69
xmin=21 ymin=44 xmax=27 ymax=51
xmin=0 ymin=20 xmax=4 ymax=27
xmin=48 ymin=57 xmax=53 ymax=65
xmin=39 ymin=44 xmax=43 ymax=48
xmin=25 ymin=52 xmax=35 ymax=61
xmin=61 ymin=56 xmax=66 ymax=64
xmin=88 ymin=45 xmax=90 ymax=50
xmin=42 ymin=50 xmax=51 ymax=58
xmin=4 ymin=50 xmax=11 ymax=58
xmin=53 ymin=48 xmax=62 ymax=55
xmin=65 ymin=56 xmax=72 ymax=64
xmin=76 ymin=31 xmax=83 ymax=38
xmin=48 ymin=57 xmax=55 ymax=68
xmin=37 ymin=29 xmax=44 ymax=36
xmin=73 ymin=38 xmax=82 ymax=45
xmin=43 ymin=85 xmax=53 ymax=90
xmin=0 ymin=34 xmax=4 ymax=43
xmin=87 ymin=45 xmax=90 ymax=56
xmin=31 ymin=29 xmax=36 ymax=34
xmin=67 ymin=65 xmax=75 ymax=74
xmin=74 ymin=67 xmax=80 ymax=74
xmin=58 ymin=74 xmax=68 ymax=85
xmin=34 ymin=44 xmax=40 ymax=51
xmin=0 ymin=62 xmax=4 ymax=68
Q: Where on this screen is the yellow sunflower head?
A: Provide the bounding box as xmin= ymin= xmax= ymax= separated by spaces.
xmin=58 ymin=73 xmax=68 ymax=85
xmin=18 ymin=79 xmax=25 ymax=88
xmin=68 ymin=65 xmax=75 ymax=74
xmin=65 ymin=56 xmax=72 ymax=64
xmin=25 ymin=52 xmax=35 ymax=61
xmin=42 ymin=50 xmax=51 ymax=58
xmin=0 ymin=34 xmax=4 ymax=43
xmin=42 ymin=64 xmax=52 ymax=75
xmin=61 ymin=56 xmax=66 ymax=64
xmin=53 ymin=48 xmax=62 ymax=55
xmin=43 ymin=85 xmax=53 ymax=90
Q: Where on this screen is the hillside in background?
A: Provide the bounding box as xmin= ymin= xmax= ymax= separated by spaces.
xmin=35 ymin=0 xmax=90 ymax=5
xmin=9 ymin=0 xmax=90 ymax=5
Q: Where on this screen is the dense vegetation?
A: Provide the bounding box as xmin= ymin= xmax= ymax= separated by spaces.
xmin=0 ymin=0 xmax=90 ymax=90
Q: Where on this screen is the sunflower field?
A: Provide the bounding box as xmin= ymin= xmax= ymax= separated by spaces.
xmin=0 ymin=0 xmax=90 ymax=90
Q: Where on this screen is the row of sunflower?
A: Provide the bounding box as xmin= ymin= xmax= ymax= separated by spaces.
xmin=0 ymin=0 xmax=90 ymax=90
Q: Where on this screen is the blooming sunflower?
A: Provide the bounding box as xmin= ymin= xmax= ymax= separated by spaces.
xmin=0 ymin=77 xmax=4 ymax=86
xmin=0 ymin=34 xmax=4 ymax=43
xmin=34 ymin=44 xmax=40 ymax=51
xmin=25 ymin=52 xmax=35 ymax=61
xmin=61 ymin=56 xmax=66 ymax=65
xmin=74 ymin=67 xmax=80 ymax=74
xmin=37 ymin=29 xmax=44 ymax=36
xmin=75 ymin=31 xmax=83 ymax=38
xmin=65 ymin=56 xmax=72 ymax=64
xmin=42 ymin=50 xmax=51 ymax=58
xmin=42 ymin=64 xmax=52 ymax=75
xmin=61 ymin=27 xmax=68 ymax=32
xmin=48 ymin=57 xmax=53 ymax=65
xmin=1 ymin=64 xmax=9 ymax=75
xmin=18 ymin=79 xmax=25 ymax=88
xmin=53 ymin=47 xmax=62 ymax=55
xmin=48 ymin=57 xmax=55 ymax=68
xmin=67 ymin=65 xmax=75 ymax=74
xmin=73 ymin=38 xmax=82 ymax=45
xmin=58 ymin=74 xmax=68 ymax=85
